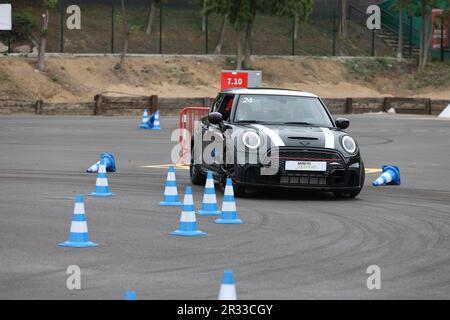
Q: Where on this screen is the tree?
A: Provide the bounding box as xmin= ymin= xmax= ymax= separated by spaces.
xmin=202 ymin=0 xmax=207 ymax=32
xmin=339 ymin=0 xmax=348 ymax=37
xmin=273 ymin=0 xmax=313 ymax=41
xmin=390 ymin=0 xmax=409 ymax=60
xmin=393 ymin=0 xmax=445 ymax=69
xmin=118 ymin=0 xmax=130 ymax=69
xmin=36 ymin=0 xmax=58 ymax=71
xmin=214 ymin=13 xmax=228 ymax=54
xmin=205 ymin=0 xmax=251 ymax=69
xmin=145 ymin=0 xmax=162 ymax=35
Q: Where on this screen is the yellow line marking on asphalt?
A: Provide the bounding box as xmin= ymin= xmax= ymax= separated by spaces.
xmin=141 ymin=164 xmax=190 ymax=170
xmin=365 ymin=168 xmax=382 ymax=174
xmin=141 ymin=164 xmax=382 ymax=174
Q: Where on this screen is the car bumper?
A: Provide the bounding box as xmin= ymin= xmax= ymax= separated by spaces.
xmin=234 ymin=163 xmax=363 ymax=192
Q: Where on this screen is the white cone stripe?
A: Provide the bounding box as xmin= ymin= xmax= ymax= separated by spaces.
xmin=98 ymin=164 xmax=106 ymax=174
xmin=222 ymin=201 xmax=236 ymax=212
xmin=218 ymin=284 xmax=237 ymax=300
xmin=374 ymin=177 xmax=384 ymax=185
xmin=184 ymin=194 xmax=194 ymax=205
xmin=73 ymin=203 xmax=85 ymax=214
xmin=203 ymin=194 xmax=217 ymax=203
xmin=224 ymin=185 xmax=234 ymax=196
xmin=205 ymin=179 xmax=214 ymax=188
xmin=96 ymin=178 xmax=108 ymax=187
xmin=154 ymin=121 xmax=160 ymax=124
xmin=321 ymin=128 xmax=335 ymax=149
xmin=167 ymin=172 xmax=176 ymax=181
xmin=180 ymin=211 xmax=196 ymax=222
xmin=70 ymin=221 xmax=88 ymax=233
xmin=164 ymin=186 xmax=178 ymax=195
xmin=88 ymin=162 xmax=99 ymax=171
xmin=382 ymin=172 xmax=393 ymax=183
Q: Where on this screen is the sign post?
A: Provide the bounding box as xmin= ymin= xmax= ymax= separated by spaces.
xmin=431 ymin=9 xmax=449 ymax=59
xmin=0 ymin=4 xmax=11 ymax=31
xmin=220 ymin=70 xmax=262 ymax=91
xmin=0 ymin=4 xmax=12 ymax=54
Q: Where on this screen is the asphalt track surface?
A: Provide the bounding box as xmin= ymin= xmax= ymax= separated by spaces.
xmin=0 ymin=114 xmax=449 ymax=300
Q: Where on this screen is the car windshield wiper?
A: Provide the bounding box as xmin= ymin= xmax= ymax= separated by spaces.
xmin=234 ymin=120 xmax=269 ymax=124
xmin=283 ymin=122 xmax=316 ymax=126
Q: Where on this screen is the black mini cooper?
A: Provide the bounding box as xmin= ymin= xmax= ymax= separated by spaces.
xmin=190 ymin=88 xmax=365 ymax=198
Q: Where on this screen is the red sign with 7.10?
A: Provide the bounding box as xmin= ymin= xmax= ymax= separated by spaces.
xmin=221 ymin=72 xmax=249 ymax=91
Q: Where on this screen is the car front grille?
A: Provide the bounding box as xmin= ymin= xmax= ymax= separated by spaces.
xmin=259 ymin=148 xmax=346 ymax=186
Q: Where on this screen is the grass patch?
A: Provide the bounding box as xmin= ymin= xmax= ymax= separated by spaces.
xmin=344 ymin=58 xmax=396 ymax=82
xmin=50 ymin=74 xmax=60 ymax=82
xmin=406 ymin=61 xmax=450 ymax=89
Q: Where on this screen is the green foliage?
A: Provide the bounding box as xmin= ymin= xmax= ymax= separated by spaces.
xmin=205 ymin=0 xmax=268 ymax=31
xmin=12 ymin=8 xmax=35 ymax=40
xmin=47 ymin=0 xmax=58 ymax=9
xmin=390 ymin=0 xmax=446 ymax=17
xmin=50 ymin=74 xmax=60 ymax=82
xmin=406 ymin=61 xmax=450 ymax=88
xmin=344 ymin=58 xmax=397 ymax=82
xmin=272 ymin=0 xmax=314 ymax=22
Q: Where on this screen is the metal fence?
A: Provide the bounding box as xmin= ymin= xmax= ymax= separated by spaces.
xmin=1 ymin=0 xmax=448 ymax=59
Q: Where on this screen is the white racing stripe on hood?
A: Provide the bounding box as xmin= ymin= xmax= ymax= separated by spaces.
xmin=321 ymin=128 xmax=335 ymax=149
xmin=251 ymin=124 xmax=285 ymax=147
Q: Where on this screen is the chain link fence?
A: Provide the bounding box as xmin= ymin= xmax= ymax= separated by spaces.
xmin=2 ymin=0 xmax=448 ymax=59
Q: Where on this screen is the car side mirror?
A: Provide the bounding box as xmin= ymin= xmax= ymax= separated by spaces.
xmin=208 ymin=112 xmax=223 ymax=125
xmin=335 ymin=118 xmax=350 ymax=130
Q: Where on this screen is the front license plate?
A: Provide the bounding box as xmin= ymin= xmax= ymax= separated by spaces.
xmin=285 ymin=161 xmax=327 ymax=172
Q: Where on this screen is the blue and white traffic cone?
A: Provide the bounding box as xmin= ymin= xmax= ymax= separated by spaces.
xmin=218 ymin=270 xmax=237 ymax=300
xmin=198 ymin=171 xmax=221 ymax=216
xmin=160 ymin=165 xmax=182 ymax=206
xmin=152 ymin=110 xmax=161 ymax=130
xmin=372 ymin=165 xmax=401 ymax=186
xmin=147 ymin=110 xmax=161 ymax=130
xmin=58 ymin=195 xmax=98 ymax=248
xmin=170 ymin=186 xmax=206 ymax=237
xmin=215 ymin=178 xmax=243 ymax=224
xmin=89 ymin=159 xmax=115 ymax=197
xmin=86 ymin=153 xmax=116 ymax=173
xmin=124 ymin=291 xmax=137 ymax=300
xmin=139 ymin=109 xmax=150 ymax=129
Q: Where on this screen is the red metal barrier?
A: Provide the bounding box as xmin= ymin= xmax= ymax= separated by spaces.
xmin=177 ymin=106 xmax=210 ymax=164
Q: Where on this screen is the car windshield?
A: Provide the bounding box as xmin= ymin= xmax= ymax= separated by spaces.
xmin=233 ymin=94 xmax=333 ymax=127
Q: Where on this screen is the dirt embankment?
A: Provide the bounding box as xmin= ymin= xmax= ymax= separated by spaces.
xmin=0 ymin=55 xmax=449 ymax=103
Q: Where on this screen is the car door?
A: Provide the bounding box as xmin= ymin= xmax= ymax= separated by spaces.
xmin=205 ymin=94 xmax=236 ymax=173
xmin=197 ymin=94 xmax=225 ymax=173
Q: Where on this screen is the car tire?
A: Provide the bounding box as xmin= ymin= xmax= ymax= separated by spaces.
xmin=221 ymin=172 xmax=246 ymax=198
xmin=333 ymin=161 xmax=365 ymax=199
xmin=190 ymin=144 xmax=206 ymax=186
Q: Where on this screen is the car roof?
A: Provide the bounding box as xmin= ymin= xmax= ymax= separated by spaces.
xmin=222 ymin=88 xmax=318 ymax=98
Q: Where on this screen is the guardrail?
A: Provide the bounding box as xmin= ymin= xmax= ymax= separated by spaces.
xmin=1 ymin=97 xmax=448 ymax=116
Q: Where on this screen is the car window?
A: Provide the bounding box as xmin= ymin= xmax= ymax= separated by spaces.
xmin=233 ymin=95 xmax=333 ymax=127
xmin=218 ymin=95 xmax=235 ymax=122
xmin=211 ymin=94 xmax=224 ymax=113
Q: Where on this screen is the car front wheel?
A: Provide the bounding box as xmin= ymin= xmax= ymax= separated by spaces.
xmin=333 ymin=161 xmax=365 ymax=199
xmin=190 ymin=145 xmax=206 ymax=185
xmin=220 ymin=165 xmax=246 ymax=197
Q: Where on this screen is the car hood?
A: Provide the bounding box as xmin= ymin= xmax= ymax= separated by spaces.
xmin=231 ymin=123 xmax=348 ymax=150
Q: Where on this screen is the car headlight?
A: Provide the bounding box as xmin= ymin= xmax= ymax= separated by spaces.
xmin=341 ymin=135 xmax=357 ymax=154
xmin=242 ymin=131 xmax=261 ymax=150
